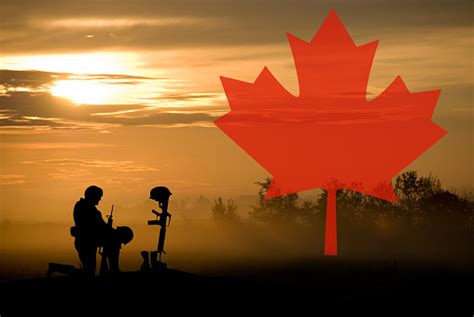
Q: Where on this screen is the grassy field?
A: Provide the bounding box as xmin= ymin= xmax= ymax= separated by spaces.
xmin=1 ymin=220 xmax=472 ymax=278
xmin=0 ymin=221 xmax=472 ymax=314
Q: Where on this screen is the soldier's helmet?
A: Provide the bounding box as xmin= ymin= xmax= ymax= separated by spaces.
xmin=149 ymin=186 xmax=172 ymax=202
xmin=116 ymin=226 xmax=134 ymax=245
xmin=84 ymin=185 xmax=103 ymax=200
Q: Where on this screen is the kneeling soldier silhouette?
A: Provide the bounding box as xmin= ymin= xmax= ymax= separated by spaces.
xmin=70 ymin=185 xmax=133 ymax=276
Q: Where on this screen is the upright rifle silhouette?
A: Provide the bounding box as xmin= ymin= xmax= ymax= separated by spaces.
xmin=141 ymin=186 xmax=172 ymax=270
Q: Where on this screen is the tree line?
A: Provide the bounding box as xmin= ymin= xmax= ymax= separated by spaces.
xmin=212 ymin=171 xmax=474 ymax=232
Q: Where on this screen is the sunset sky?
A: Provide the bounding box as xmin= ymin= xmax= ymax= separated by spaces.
xmin=0 ymin=0 xmax=472 ymax=222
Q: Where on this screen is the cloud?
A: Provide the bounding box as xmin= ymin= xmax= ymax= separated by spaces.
xmin=92 ymin=111 xmax=217 ymax=126
xmin=41 ymin=168 xmax=147 ymax=183
xmin=0 ymin=89 xmax=219 ymax=131
xmin=0 ymin=174 xmax=25 ymax=179
xmin=0 ymin=142 xmax=118 ymax=150
xmin=0 ymin=89 xmax=147 ymax=117
xmin=22 ymin=158 xmax=159 ymax=173
xmin=145 ymin=92 xmax=224 ymax=102
xmin=146 ymin=179 xmax=212 ymax=189
xmin=37 ymin=17 xmax=221 ymax=29
xmin=0 ymin=0 xmax=470 ymax=53
xmin=0 ymin=69 xmax=70 ymax=90
xmin=450 ymin=107 xmax=473 ymax=113
xmin=0 ymin=174 xmax=26 ymax=185
xmin=0 ymin=69 xmax=158 ymax=91
xmin=72 ymin=74 xmax=159 ymax=80
xmin=0 ymin=69 xmax=221 ymax=131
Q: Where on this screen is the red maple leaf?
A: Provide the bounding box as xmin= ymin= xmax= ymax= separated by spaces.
xmin=215 ymin=10 xmax=447 ymax=256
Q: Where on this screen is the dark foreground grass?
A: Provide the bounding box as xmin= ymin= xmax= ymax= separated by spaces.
xmin=0 ymin=258 xmax=472 ymax=315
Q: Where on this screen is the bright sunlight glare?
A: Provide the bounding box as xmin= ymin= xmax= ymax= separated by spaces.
xmin=51 ymin=80 xmax=117 ymax=105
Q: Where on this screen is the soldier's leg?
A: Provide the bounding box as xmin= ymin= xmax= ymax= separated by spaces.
xmin=75 ymin=240 xmax=97 ymax=276
xmin=103 ymin=235 xmax=122 ymax=273
xmin=107 ymin=248 xmax=120 ymax=273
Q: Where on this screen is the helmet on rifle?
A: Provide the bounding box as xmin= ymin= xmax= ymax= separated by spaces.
xmin=149 ymin=186 xmax=172 ymax=202
xmin=116 ymin=226 xmax=134 ymax=245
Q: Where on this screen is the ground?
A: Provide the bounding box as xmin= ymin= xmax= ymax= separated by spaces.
xmin=0 ymin=259 xmax=472 ymax=315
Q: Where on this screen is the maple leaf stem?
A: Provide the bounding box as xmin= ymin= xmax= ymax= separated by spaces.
xmin=324 ymin=188 xmax=338 ymax=256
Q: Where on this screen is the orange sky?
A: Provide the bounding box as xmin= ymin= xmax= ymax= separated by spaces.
xmin=0 ymin=0 xmax=472 ymax=222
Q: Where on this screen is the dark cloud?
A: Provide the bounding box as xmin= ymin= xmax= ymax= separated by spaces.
xmin=94 ymin=112 xmax=217 ymax=126
xmin=0 ymin=69 xmax=219 ymax=130
xmin=0 ymin=70 xmax=70 ymax=90
xmin=0 ymin=117 xmax=74 ymax=129
xmin=144 ymin=92 xmax=222 ymax=101
xmin=0 ymin=91 xmax=112 ymax=118
xmin=0 ymin=90 xmax=218 ymax=130
xmin=0 ymin=69 xmax=159 ymax=90
xmin=78 ymin=74 xmax=160 ymax=80
xmin=0 ymin=0 xmax=470 ymax=53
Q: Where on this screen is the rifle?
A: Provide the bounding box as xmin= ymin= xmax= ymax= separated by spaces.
xmin=99 ymin=204 xmax=114 ymax=276
xmin=147 ymin=202 xmax=171 ymax=263
xmin=106 ymin=204 xmax=114 ymax=226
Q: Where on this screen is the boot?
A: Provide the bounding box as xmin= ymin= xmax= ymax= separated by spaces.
xmin=47 ymin=263 xmax=79 ymax=278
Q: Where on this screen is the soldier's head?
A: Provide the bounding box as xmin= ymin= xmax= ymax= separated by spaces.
xmin=149 ymin=186 xmax=172 ymax=203
xmin=84 ymin=185 xmax=103 ymax=206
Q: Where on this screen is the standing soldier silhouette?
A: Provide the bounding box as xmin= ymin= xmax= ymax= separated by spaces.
xmin=71 ymin=185 xmax=133 ymax=276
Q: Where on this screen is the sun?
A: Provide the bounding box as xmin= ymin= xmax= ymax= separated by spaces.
xmin=51 ymin=80 xmax=116 ymax=105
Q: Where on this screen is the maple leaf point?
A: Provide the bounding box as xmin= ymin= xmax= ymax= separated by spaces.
xmin=215 ymin=10 xmax=447 ymax=256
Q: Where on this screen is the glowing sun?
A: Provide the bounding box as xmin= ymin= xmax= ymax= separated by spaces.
xmin=51 ymin=80 xmax=117 ymax=105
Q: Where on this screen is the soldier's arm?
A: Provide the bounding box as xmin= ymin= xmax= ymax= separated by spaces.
xmin=96 ymin=209 xmax=108 ymax=227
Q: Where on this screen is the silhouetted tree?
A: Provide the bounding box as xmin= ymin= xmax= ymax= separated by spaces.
xmin=249 ymin=178 xmax=319 ymax=224
xmin=212 ymin=197 xmax=240 ymax=224
xmin=419 ymin=190 xmax=473 ymax=229
xmin=313 ymin=171 xmax=473 ymax=229
xmin=253 ymin=172 xmax=473 ymax=232
xmin=394 ymin=171 xmax=442 ymax=212
xmin=250 ymin=178 xmax=299 ymax=224
xmin=316 ymin=188 xmax=376 ymax=226
xmin=299 ymin=200 xmax=321 ymax=225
